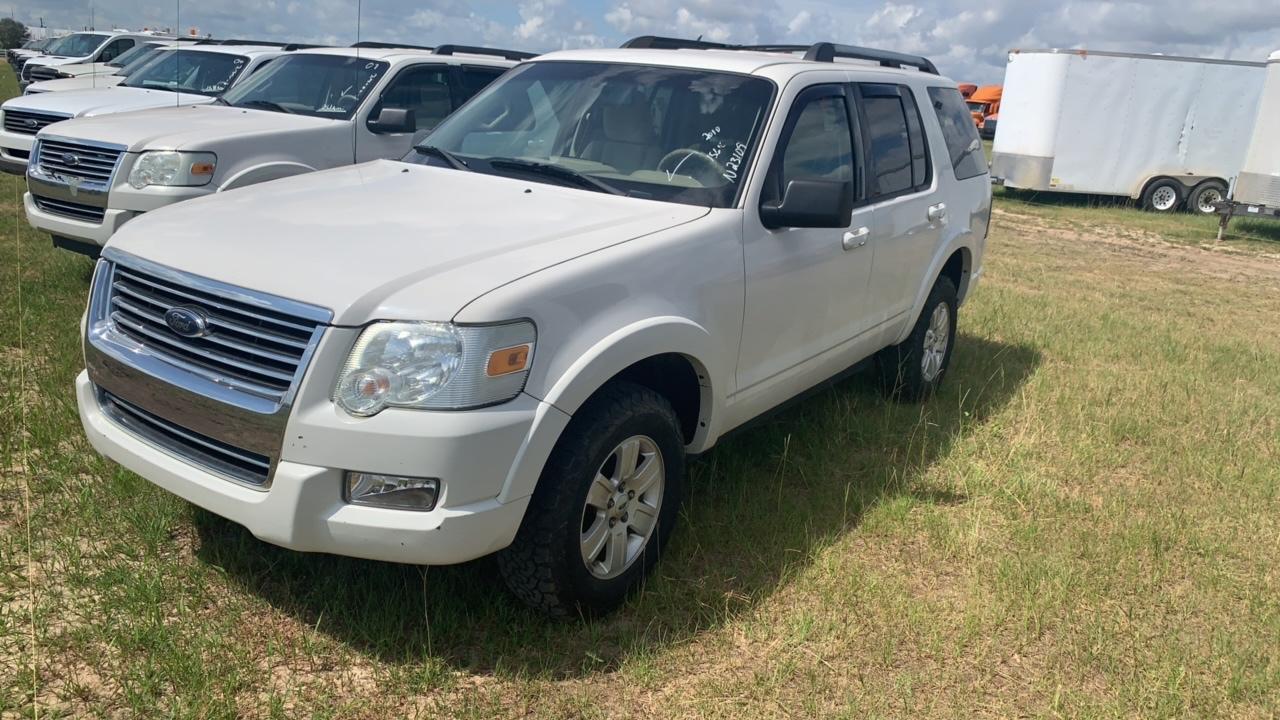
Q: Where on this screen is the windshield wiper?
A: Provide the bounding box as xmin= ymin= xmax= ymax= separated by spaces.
xmin=237 ymin=99 xmax=293 ymax=114
xmin=414 ymin=145 xmax=470 ymax=172
xmin=488 ymin=157 xmax=626 ymax=197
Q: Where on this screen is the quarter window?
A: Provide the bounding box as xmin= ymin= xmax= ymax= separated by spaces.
xmin=927 ymin=86 xmax=986 ymax=180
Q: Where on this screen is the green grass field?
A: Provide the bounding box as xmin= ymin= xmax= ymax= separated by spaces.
xmin=3 ymin=70 xmax=1279 ymax=718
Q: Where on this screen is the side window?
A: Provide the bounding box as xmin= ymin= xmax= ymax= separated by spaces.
xmin=858 ymin=84 xmax=931 ymax=198
xmin=927 ymin=86 xmax=986 ymax=181
xmin=766 ymin=88 xmax=855 ymax=205
xmin=248 ymin=58 xmax=275 ymax=76
xmin=456 ymin=66 xmax=506 ymax=104
xmin=375 ymin=65 xmax=453 ymax=132
xmin=99 ymin=38 xmax=134 ymax=63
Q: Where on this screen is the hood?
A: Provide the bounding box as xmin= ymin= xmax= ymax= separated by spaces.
xmin=108 ymin=160 xmax=712 ymax=324
xmin=42 ymin=103 xmax=337 ymax=151
xmin=27 ymin=56 xmax=85 ymax=68
xmin=24 ymin=76 xmax=125 ymax=95
xmin=7 ymin=86 xmax=211 ymax=120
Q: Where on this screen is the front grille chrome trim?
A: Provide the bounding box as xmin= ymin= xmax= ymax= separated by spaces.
xmin=85 ymin=250 xmax=334 ymax=488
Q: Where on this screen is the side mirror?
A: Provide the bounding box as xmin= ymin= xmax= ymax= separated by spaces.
xmin=759 ymin=179 xmax=852 ymax=229
xmin=368 ymin=107 xmax=416 ymax=134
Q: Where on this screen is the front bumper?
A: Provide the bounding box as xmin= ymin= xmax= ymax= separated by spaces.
xmin=25 ymin=191 xmax=137 ymax=247
xmin=77 ymin=370 xmax=549 ymax=565
xmin=0 ymin=131 xmax=34 ymax=174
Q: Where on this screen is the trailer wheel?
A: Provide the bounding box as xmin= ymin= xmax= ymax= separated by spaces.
xmin=1141 ymin=179 xmax=1183 ymax=213
xmin=1188 ymin=180 xmax=1228 ymax=215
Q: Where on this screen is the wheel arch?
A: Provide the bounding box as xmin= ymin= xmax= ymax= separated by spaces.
xmin=895 ymin=238 xmax=975 ymax=345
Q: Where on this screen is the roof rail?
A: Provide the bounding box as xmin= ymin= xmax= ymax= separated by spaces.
xmin=282 ymin=43 xmax=328 ymax=51
xmin=350 ymin=41 xmax=435 ymax=51
xmin=433 ymin=44 xmax=537 ymax=61
xmin=804 ymin=43 xmax=937 ymax=74
xmin=620 ymin=35 xmax=938 ymax=75
xmin=198 ymin=39 xmax=289 ymax=47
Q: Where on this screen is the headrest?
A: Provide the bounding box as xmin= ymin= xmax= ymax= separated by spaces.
xmin=601 ymin=96 xmax=653 ymax=144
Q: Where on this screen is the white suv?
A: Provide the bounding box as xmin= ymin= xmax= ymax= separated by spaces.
xmin=19 ymin=30 xmax=170 ymax=90
xmin=1 ymin=44 xmax=283 ymax=176
xmin=76 ymin=38 xmax=991 ymax=616
xmin=24 ymin=43 xmax=528 ymax=257
xmin=21 ymin=38 xmax=205 ymax=94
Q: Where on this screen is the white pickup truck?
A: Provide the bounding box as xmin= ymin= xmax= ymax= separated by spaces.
xmin=77 ymin=38 xmax=991 ymax=616
xmin=1 ymin=44 xmax=282 ymax=176
xmin=19 ymin=30 xmax=170 ymax=90
xmin=25 ymin=43 xmax=528 ymax=257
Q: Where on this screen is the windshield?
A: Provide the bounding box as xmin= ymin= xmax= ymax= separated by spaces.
xmin=115 ymin=47 xmax=165 ymax=77
xmin=415 ymin=61 xmax=775 ymax=208
xmin=121 ymin=49 xmax=250 ymax=96
xmin=218 ymin=54 xmax=390 ymax=120
xmin=44 ymin=33 xmax=109 ymax=58
xmin=107 ymin=43 xmax=159 ymax=68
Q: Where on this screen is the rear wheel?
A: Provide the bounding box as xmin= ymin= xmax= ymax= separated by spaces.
xmin=1141 ymin=179 xmax=1183 ymax=213
xmin=498 ymin=382 xmax=685 ymax=617
xmin=877 ymin=276 xmax=958 ymax=402
xmin=1187 ymin=180 xmax=1227 ymax=215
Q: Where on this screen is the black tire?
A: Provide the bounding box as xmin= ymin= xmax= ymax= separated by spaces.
xmin=1140 ymin=178 xmax=1184 ymax=213
xmin=1187 ymin=180 xmax=1228 ymax=216
xmin=497 ymin=381 xmax=685 ymax=618
xmin=876 ymin=276 xmax=958 ymax=402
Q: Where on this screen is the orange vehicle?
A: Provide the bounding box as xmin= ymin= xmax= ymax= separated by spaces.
xmin=958 ymin=82 xmax=977 ymax=98
xmin=967 ymin=84 xmax=1002 ymax=138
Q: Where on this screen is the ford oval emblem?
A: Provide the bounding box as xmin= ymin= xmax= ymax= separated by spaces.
xmin=61 ymin=152 xmax=80 ymax=166
xmin=164 ymin=306 xmax=211 ymax=338
xmin=22 ymin=118 xmax=38 ymax=128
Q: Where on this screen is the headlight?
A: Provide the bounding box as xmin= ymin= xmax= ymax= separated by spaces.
xmin=334 ymin=320 xmax=536 ymax=416
xmin=127 ymin=150 xmax=217 ymax=189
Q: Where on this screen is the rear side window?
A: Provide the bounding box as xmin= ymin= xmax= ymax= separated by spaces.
xmin=457 ymin=66 xmax=506 ymax=103
xmin=927 ymin=86 xmax=986 ymax=180
xmin=859 ymin=84 xmax=930 ymax=198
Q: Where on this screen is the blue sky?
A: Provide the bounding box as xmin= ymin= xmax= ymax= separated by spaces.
xmin=16 ymin=0 xmax=1280 ymax=84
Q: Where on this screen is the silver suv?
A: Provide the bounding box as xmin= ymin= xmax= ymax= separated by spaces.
xmin=76 ymin=37 xmax=991 ymax=616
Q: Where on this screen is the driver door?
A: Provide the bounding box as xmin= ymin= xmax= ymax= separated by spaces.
xmin=737 ymin=83 xmax=876 ymax=397
xmin=356 ymin=63 xmax=453 ymax=163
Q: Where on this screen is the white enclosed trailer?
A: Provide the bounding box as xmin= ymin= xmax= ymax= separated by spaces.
xmin=1215 ymin=50 xmax=1280 ymax=237
xmin=991 ymin=49 xmax=1266 ymax=214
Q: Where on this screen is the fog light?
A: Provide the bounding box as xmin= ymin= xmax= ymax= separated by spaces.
xmin=345 ymin=472 xmax=439 ymax=511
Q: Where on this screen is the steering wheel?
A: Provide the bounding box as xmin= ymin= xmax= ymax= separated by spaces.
xmin=657 ymin=148 xmax=724 ymax=185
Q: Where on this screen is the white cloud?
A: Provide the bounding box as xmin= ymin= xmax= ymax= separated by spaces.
xmin=14 ymin=0 xmax=1280 ymax=83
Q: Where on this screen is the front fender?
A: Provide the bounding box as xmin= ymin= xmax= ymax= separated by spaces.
xmin=497 ymin=316 xmax=719 ymax=504
xmin=218 ymin=161 xmax=316 ymax=192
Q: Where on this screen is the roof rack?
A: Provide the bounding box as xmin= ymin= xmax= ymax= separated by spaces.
xmin=433 ymin=44 xmax=537 ymax=61
xmin=197 ymin=39 xmax=289 ymax=47
xmin=620 ymin=36 xmax=938 ymax=75
xmin=350 ymin=41 xmax=435 ymax=51
xmin=282 ymin=43 xmax=328 ymax=51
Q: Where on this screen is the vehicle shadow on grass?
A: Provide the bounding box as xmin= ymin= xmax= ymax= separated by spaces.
xmin=193 ymin=334 xmax=1040 ymax=679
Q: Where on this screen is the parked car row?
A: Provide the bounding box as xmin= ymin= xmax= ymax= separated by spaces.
xmin=13 ymin=35 xmax=992 ymax=616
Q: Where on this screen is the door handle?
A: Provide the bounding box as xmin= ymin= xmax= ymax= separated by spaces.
xmin=842 ymin=227 xmax=869 ymax=251
xmin=928 ymin=203 xmax=948 ymax=222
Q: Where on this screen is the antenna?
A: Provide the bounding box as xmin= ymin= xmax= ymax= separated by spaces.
xmin=352 ymin=0 xmax=361 ymax=164
xmin=175 ymin=0 xmax=180 ymax=108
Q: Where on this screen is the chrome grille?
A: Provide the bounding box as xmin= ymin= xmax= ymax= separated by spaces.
xmin=3 ymin=108 xmax=69 ymax=135
xmin=32 ymin=194 xmax=106 ymax=223
xmin=34 ymin=138 xmax=123 ymax=184
xmin=99 ymin=389 xmax=272 ymax=487
xmin=106 ymin=262 xmax=326 ymax=403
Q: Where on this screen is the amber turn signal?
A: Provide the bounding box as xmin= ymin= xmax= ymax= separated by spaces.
xmin=486 ymin=343 xmax=532 ymax=377
xmin=190 ymin=162 xmax=216 ymax=176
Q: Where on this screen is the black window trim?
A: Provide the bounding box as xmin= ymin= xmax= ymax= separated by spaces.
xmin=96 ymin=37 xmax=135 ymax=64
xmin=761 ymin=82 xmax=862 ymax=223
xmin=853 ymin=82 xmax=934 ymax=205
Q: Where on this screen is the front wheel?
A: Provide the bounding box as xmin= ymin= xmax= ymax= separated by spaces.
xmin=877 ymin=276 xmax=958 ymax=402
xmin=1187 ymin=180 xmax=1227 ymax=215
xmin=498 ymin=381 xmax=685 ymax=617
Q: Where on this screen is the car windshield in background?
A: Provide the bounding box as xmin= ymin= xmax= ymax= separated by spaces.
xmin=413 ymin=61 xmax=775 ymax=209
xmin=121 ymin=50 xmax=251 ymax=96
xmin=45 ymin=33 xmax=109 ymax=58
xmin=115 ymin=48 xmax=165 ymax=77
xmin=218 ymin=54 xmax=390 ymax=120
xmin=107 ymin=43 xmax=159 ymax=68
